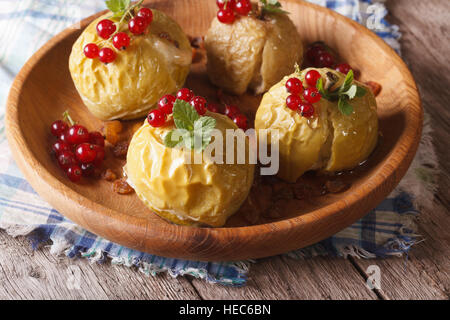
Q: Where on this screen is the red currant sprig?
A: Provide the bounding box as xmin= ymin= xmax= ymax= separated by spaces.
xmin=83 ymin=6 xmax=154 ymax=64
xmin=50 ymin=111 xmax=106 ymax=183
xmin=284 ymin=71 xmax=323 ymax=118
xmin=306 ymin=42 xmax=354 ymax=74
xmin=148 ymin=89 xmax=248 ymax=130
xmin=216 ymin=0 xmax=252 ymax=24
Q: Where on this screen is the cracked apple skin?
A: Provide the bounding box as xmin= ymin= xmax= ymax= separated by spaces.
xmin=205 ymin=10 xmax=303 ymax=95
xmin=69 ymin=10 xmax=192 ymax=121
xmin=125 ymin=112 xmax=255 ymax=227
xmin=255 ymin=68 xmax=378 ymax=183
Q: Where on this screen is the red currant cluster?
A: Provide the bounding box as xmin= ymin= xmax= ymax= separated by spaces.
xmin=216 ymin=0 xmax=252 ymax=24
xmin=50 ymin=114 xmax=106 ymax=182
xmin=306 ymin=43 xmax=353 ymax=74
xmin=285 ymin=70 xmax=323 ymax=118
xmin=147 ymin=88 xmax=248 ymax=130
xmin=83 ymin=7 xmax=153 ymax=64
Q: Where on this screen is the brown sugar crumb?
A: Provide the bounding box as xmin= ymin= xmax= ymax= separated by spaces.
xmin=102 ymin=121 xmax=123 ymax=145
xmin=325 ymin=180 xmax=350 ymax=194
xmin=112 ymin=179 xmax=134 ymax=194
xmin=101 ymin=169 xmax=117 ymax=182
xmin=191 ymin=47 xmax=203 ymax=63
xmin=264 ymin=200 xmax=285 ymax=219
xmin=365 ymin=81 xmax=382 ymax=97
xmin=292 ymin=184 xmax=308 ymax=200
xmin=272 ymin=182 xmax=293 ymax=200
xmin=240 ymin=197 xmax=260 ymax=225
xmin=189 ymin=36 xmax=204 ymax=49
xmin=112 ymin=140 xmax=129 ymax=159
xmin=240 ymin=184 xmax=273 ymax=224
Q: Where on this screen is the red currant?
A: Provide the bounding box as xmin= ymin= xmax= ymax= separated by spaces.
xmin=298 ymin=102 xmax=315 ymax=118
xmin=233 ymin=114 xmax=248 ymax=130
xmin=92 ymin=145 xmax=105 ymax=167
xmin=207 ymin=103 xmax=220 ymax=113
xmin=137 ymin=8 xmax=153 ymax=26
xmin=59 ymin=131 xmax=69 ymax=144
xmin=158 ymin=95 xmax=176 ymax=115
xmin=286 ymin=95 xmax=302 ymax=111
xmin=98 ymin=48 xmax=116 ymax=64
xmin=52 ymin=140 xmax=71 ymax=155
xmin=335 ymin=63 xmax=352 ymax=75
xmin=235 ymin=0 xmax=252 ymax=15
xmin=66 ymin=125 xmax=90 ymax=145
xmin=190 ymin=96 xmax=207 ymax=115
xmin=89 ymin=131 xmax=105 ymax=147
xmin=217 ymin=8 xmax=235 ymax=24
xmin=224 ymin=105 xmax=240 ymax=118
xmin=75 ymin=143 xmax=97 ymax=164
xmin=112 ymin=32 xmax=130 ymax=50
xmin=147 ymin=109 xmax=166 ymax=127
xmin=84 ymin=43 xmax=99 ymax=59
xmin=128 ymin=16 xmax=147 ymax=35
xmin=66 ymin=165 xmax=82 ymax=182
xmin=305 ymin=70 xmax=321 ymax=87
xmin=51 ymin=120 xmax=68 ymax=137
xmin=96 ymin=19 xmax=116 ymax=39
xmin=176 ymin=88 xmax=195 ymax=102
xmin=306 ymin=44 xmax=324 ymax=62
xmin=216 ymin=0 xmax=236 ymax=10
xmin=81 ymin=163 xmax=95 ymax=177
xmin=285 ymin=77 xmax=303 ymax=95
xmin=303 ymin=87 xmax=321 ymax=104
xmin=314 ymin=51 xmax=334 ymax=68
xmin=58 ymin=151 xmax=77 ymax=170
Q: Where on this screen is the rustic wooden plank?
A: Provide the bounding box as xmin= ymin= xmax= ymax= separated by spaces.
xmin=386 ymin=0 xmax=450 ymax=207
xmin=346 ymin=0 xmax=450 ymax=300
xmin=190 ymin=256 xmax=378 ymax=300
xmin=348 ymin=196 xmax=450 ymax=300
xmin=0 ymin=230 xmax=201 ymax=300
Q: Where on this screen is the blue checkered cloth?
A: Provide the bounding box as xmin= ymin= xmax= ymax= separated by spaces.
xmin=0 ymin=0 xmax=423 ymax=286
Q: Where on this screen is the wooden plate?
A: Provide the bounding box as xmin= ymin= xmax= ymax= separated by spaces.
xmin=5 ymin=0 xmax=422 ymax=261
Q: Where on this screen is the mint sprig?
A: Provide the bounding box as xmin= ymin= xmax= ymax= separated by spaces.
xmin=106 ymin=0 xmax=143 ymax=20
xmin=260 ymin=0 xmax=289 ymax=15
xmin=316 ymin=70 xmax=367 ymax=116
xmin=163 ymin=100 xmax=216 ymax=152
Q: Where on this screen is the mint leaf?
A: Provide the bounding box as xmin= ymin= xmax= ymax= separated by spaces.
xmin=105 ymin=0 xmax=130 ymax=14
xmin=338 ymin=97 xmax=354 ymax=116
xmin=164 ymin=99 xmax=217 ymax=151
xmin=342 ymin=84 xmax=357 ymax=100
xmin=260 ymin=0 xmax=289 ymax=14
xmin=313 ymin=69 xmax=364 ymax=116
xmin=194 ymin=116 xmax=216 ymax=152
xmin=339 ymin=70 xmax=354 ymax=93
xmin=316 ymin=77 xmax=331 ymax=100
xmin=172 ymin=99 xmax=200 ymax=131
xmin=355 ymin=86 xmax=367 ymax=98
xmin=164 ymin=129 xmax=185 ymax=148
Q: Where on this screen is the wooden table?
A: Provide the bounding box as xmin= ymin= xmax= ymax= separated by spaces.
xmin=0 ymin=0 xmax=448 ymax=300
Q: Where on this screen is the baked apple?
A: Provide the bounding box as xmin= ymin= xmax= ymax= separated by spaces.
xmin=125 ymin=103 xmax=255 ymax=227
xmin=204 ymin=1 xmax=303 ymax=95
xmin=69 ymin=8 xmax=192 ymax=120
xmin=255 ymin=67 xmax=378 ymax=182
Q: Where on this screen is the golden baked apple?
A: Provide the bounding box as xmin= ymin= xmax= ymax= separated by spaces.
xmin=255 ymin=67 xmax=378 ymax=182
